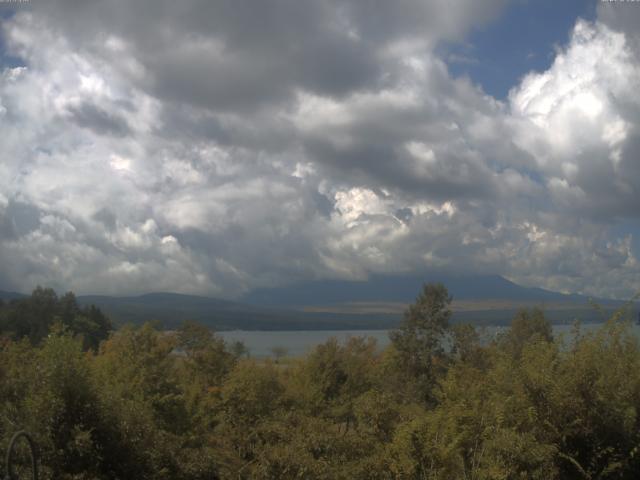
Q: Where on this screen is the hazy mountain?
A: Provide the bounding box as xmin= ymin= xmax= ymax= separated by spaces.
xmin=75 ymin=292 xmax=398 ymax=331
xmin=2 ymin=276 xmax=630 ymax=331
xmin=240 ymin=274 xmax=590 ymax=307
xmin=0 ymin=290 xmax=27 ymax=301
xmin=79 ymin=292 xmax=244 ymax=312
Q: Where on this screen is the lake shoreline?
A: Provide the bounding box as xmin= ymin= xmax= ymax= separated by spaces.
xmin=217 ymin=322 xmax=635 ymax=358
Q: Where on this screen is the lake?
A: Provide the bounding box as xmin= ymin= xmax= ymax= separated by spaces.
xmin=218 ymin=322 xmax=640 ymax=358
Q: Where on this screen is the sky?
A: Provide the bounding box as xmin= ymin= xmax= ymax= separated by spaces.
xmin=0 ymin=0 xmax=639 ymax=300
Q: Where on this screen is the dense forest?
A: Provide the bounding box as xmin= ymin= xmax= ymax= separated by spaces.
xmin=1 ymin=285 xmax=640 ymax=479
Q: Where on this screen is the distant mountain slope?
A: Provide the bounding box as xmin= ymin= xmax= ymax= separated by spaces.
xmin=76 ymin=293 xmax=399 ymax=331
xmin=79 ymin=292 xmax=244 ymax=312
xmin=0 ymin=290 xmax=27 ymax=301
xmin=2 ymin=275 xmax=630 ymax=331
xmin=240 ymin=274 xmax=589 ymax=307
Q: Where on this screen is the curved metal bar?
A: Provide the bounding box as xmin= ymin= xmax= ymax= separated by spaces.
xmin=4 ymin=431 xmax=37 ymax=480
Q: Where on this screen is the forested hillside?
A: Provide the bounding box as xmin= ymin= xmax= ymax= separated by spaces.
xmin=1 ymin=284 xmax=640 ymax=479
xmin=0 ymin=286 xmax=112 ymax=350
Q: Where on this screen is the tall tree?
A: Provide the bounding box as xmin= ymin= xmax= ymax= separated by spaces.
xmin=499 ymin=307 xmax=553 ymax=358
xmin=389 ymin=282 xmax=452 ymax=404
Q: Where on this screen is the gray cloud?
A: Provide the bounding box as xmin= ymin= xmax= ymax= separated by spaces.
xmin=0 ymin=1 xmax=639 ymax=299
xmin=66 ymin=102 xmax=132 ymax=137
xmin=26 ymin=0 xmax=509 ymax=111
xmin=598 ymin=1 xmax=640 ymax=55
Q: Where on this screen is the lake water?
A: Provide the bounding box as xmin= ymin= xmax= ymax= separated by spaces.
xmin=218 ymin=323 xmax=640 ymax=358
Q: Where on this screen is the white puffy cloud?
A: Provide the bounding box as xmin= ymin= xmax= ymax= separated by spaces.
xmin=510 ymin=21 xmax=640 ymax=188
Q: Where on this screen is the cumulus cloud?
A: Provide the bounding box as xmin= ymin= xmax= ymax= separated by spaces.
xmin=509 ymin=20 xmax=640 ymax=220
xmin=0 ymin=1 xmax=639 ymax=299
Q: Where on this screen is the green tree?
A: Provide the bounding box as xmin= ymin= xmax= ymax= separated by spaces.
xmin=389 ymin=282 xmax=452 ymax=404
xmin=4 ymin=286 xmax=58 ymax=344
xmin=0 ymin=288 xmax=112 ymax=349
xmin=499 ymin=307 xmax=553 ymax=358
xmin=175 ymin=320 xmax=237 ymax=434
xmin=270 ymin=345 xmax=289 ymax=363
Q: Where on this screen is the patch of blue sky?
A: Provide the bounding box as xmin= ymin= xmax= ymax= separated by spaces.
xmin=611 ymin=221 xmax=640 ymax=263
xmin=0 ymin=6 xmax=27 ymax=69
xmin=441 ymin=0 xmax=598 ymax=99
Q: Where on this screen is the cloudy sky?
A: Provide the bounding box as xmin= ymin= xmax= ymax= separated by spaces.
xmin=0 ymin=0 xmax=639 ymax=299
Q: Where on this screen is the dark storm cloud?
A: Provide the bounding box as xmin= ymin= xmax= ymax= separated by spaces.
xmin=30 ymin=0 xmax=378 ymax=111
xmin=32 ymin=0 xmax=509 ymax=112
xmin=302 ymin=136 xmax=498 ymax=201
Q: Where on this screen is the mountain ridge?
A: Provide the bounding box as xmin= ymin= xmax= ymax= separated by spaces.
xmin=0 ymin=275 xmax=629 ymax=330
xmin=240 ymin=274 xmax=594 ymax=307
